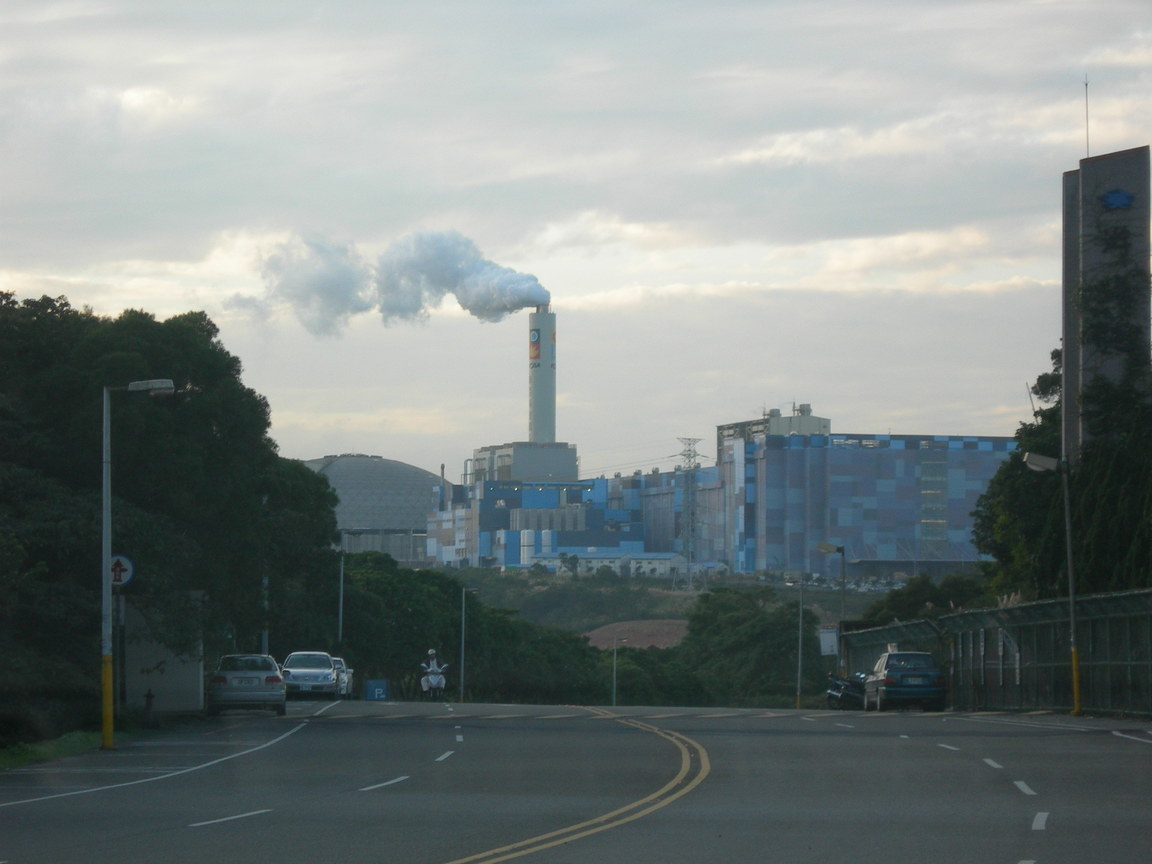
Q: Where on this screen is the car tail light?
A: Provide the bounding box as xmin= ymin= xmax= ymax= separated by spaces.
xmin=209 ymin=675 xmax=226 ymax=685
xmin=265 ymin=674 xmax=283 ymax=684
xmin=936 ymin=675 xmax=946 ymax=686
xmin=884 ymin=676 xmax=897 ymax=686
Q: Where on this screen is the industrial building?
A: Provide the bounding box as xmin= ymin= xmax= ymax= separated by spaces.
xmin=304 ymin=453 xmax=439 ymax=566
xmin=427 ymin=395 xmax=1014 ymax=583
xmin=312 ymin=312 xmax=1013 ymax=585
xmin=713 ymin=418 xmax=1015 ymax=581
xmin=304 ymin=300 xmax=1013 ymax=583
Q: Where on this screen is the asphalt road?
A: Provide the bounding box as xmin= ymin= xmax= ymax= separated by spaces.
xmin=1 ymin=700 xmax=1149 ymax=863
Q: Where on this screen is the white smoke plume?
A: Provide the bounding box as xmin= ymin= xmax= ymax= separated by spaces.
xmin=258 ymin=234 xmax=372 ymax=336
xmin=257 ymin=230 xmax=549 ymax=335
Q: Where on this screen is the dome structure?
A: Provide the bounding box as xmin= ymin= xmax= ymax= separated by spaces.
xmin=303 ymin=454 xmax=441 ymax=564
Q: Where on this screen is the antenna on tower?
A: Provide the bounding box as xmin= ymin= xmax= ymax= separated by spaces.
xmin=1084 ymin=73 xmax=1091 ymax=158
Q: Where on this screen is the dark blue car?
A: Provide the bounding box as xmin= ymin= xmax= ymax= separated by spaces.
xmin=863 ymin=651 xmax=946 ymax=711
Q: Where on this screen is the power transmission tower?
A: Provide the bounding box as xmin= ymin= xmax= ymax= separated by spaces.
xmin=677 ymin=437 xmax=701 ymax=591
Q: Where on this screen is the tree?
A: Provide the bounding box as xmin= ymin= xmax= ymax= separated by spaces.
xmin=560 ymin=553 xmax=579 ymax=578
xmin=859 ymin=574 xmax=989 ymax=626
xmin=678 ymin=586 xmax=822 ymax=705
xmin=0 ymin=293 xmax=338 ymax=742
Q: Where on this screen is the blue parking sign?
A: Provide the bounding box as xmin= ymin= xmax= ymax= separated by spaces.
xmin=363 ymin=679 xmax=389 ymax=701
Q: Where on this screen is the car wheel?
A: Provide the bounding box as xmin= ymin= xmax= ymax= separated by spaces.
xmin=276 ymin=702 xmax=287 ymax=716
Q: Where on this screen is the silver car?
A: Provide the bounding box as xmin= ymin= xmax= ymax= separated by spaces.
xmin=205 ymin=654 xmax=287 ymax=716
xmin=332 ymin=656 xmax=354 ymax=698
xmin=281 ymin=651 xmax=340 ymax=699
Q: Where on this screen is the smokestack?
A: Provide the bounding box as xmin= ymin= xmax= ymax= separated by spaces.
xmin=528 ymin=304 xmax=556 ymax=444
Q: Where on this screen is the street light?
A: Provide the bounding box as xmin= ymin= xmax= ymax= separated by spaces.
xmin=795 ymin=568 xmax=804 ymax=709
xmin=817 ymin=542 xmax=847 ymax=674
xmin=1023 ymin=451 xmax=1081 ymax=716
xmin=458 ymin=586 xmax=480 ymax=702
xmin=102 ymin=378 xmax=174 ymax=750
xmin=612 ymin=635 xmax=628 ymax=707
xmin=336 ymin=529 xmax=364 ymax=647
xmin=458 ymin=586 xmax=469 ymax=702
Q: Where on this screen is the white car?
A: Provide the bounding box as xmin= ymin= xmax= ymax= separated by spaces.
xmin=332 ymin=656 xmax=354 ymax=698
xmin=205 ymin=654 xmax=286 ymax=716
xmin=281 ymin=651 xmax=340 ymax=700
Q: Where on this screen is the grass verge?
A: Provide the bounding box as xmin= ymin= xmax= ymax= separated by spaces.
xmin=0 ymin=731 xmax=103 ymax=770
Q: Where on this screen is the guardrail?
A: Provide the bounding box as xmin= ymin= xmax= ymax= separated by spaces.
xmin=842 ymin=589 xmax=1152 ymax=716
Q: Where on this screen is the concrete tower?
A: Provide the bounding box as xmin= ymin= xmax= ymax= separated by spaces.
xmin=528 ymin=304 xmax=556 ymax=444
xmin=1062 ymin=145 xmax=1151 ymax=460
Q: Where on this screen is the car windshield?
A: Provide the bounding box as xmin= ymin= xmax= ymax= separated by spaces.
xmin=284 ymin=654 xmax=330 ymax=669
xmin=219 ymin=656 xmax=273 ymax=672
xmin=888 ymin=654 xmax=934 ymax=669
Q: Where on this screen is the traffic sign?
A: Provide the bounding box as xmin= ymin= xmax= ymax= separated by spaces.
xmin=110 ymin=555 xmax=134 ymax=587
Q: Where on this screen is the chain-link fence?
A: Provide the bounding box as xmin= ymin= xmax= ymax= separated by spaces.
xmin=842 ymin=589 xmax=1152 ymax=716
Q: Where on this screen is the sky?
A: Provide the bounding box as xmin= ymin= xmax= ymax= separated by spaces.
xmin=2 ymin=1 xmax=1150 ymax=480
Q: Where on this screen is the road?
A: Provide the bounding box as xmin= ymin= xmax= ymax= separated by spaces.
xmin=1 ymin=700 xmax=1149 ymax=863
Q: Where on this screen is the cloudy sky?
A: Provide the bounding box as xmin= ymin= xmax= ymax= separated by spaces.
xmin=3 ymin=1 xmax=1150 ymax=479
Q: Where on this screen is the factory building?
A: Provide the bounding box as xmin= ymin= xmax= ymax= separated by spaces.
xmin=429 ymin=403 xmax=1013 ymax=585
xmin=304 ymin=454 xmax=439 ymax=565
xmin=712 ymin=426 xmax=1015 ymax=581
xmin=311 ymin=301 xmax=1012 ymax=585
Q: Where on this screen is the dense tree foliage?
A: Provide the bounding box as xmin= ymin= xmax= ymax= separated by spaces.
xmin=858 ymin=575 xmax=990 ymax=626
xmin=0 ymin=293 xmax=339 ymax=742
xmin=303 ymin=552 xmax=605 ymax=703
xmin=677 ymin=586 xmax=823 ymax=705
xmin=973 ymin=354 xmax=1152 ymax=599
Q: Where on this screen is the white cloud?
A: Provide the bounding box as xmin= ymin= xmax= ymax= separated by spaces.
xmin=0 ymin=0 xmax=1145 ymax=474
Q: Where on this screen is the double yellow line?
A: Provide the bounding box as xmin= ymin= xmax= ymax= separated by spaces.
xmin=444 ymin=708 xmax=711 ymax=864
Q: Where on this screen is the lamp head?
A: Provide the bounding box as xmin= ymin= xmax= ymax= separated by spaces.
xmin=127 ymin=378 xmax=175 ymax=397
xmin=1023 ymin=452 xmax=1060 ymax=473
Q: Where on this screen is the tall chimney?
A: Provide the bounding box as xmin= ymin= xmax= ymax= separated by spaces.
xmin=528 ymin=304 xmax=556 ymax=443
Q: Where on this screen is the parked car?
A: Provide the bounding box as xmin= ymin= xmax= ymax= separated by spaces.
xmin=332 ymin=657 xmax=354 ymax=698
xmin=281 ymin=651 xmax=340 ymax=700
xmin=863 ymin=651 xmax=946 ymax=711
xmin=205 ymin=654 xmax=286 ymax=716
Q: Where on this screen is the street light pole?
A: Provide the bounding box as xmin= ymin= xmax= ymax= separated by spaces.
xmin=1024 ymin=452 xmax=1081 ymax=716
xmin=612 ymin=635 xmax=627 ymax=707
xmin=337 ymin=548 xmax=345 ymax=646
xmin=1059 ymin=461 xmax=1081 ymax=716
xmin=102 ymin=378 xmax=174 ymax=750
xmin=335 ymin=529 xmax=364 ymax=648
xmin=459 ymin=585 xmax=466 ymax=703
xmin=795 ymin=571 xmax=804 ymax=709
xmin=817 ymin=542 xmax=847 ymax=674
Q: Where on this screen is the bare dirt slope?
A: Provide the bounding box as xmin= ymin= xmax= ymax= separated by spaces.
xmin=585 ymin=619 xmax=688 ymax=650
